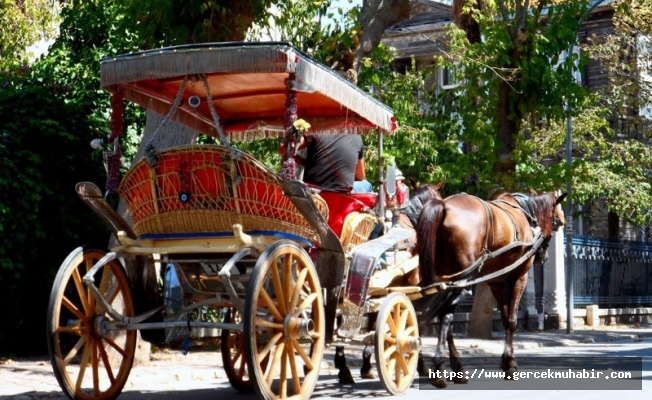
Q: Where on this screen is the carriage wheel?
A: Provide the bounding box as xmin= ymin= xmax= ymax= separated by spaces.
xmin=46 ymin=247 xmax=137 ymax=400
xmin=375 ymin=292 xmax=420 ymax=395
xmin=221 ymin=308 xmax=255 ymax=393
xmin=244 ymin=240 xmax=325 ymax=400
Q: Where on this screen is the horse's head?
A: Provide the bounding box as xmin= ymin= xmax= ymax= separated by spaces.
xmin=402 ymin=179 xmax=445 ymax=228
xmin=551 ymin=190 xmax=567 ymax=231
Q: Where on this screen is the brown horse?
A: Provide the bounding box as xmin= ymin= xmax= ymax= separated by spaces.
xmin=413 ymin=187 xmax=566 ymax=387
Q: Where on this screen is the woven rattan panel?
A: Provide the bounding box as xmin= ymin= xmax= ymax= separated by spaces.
xmin=118 ymin=145 xmax=327 ymax=242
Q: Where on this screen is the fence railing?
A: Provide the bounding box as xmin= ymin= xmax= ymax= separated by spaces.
xmin=568 ymin=235 xmax=652 ymax=308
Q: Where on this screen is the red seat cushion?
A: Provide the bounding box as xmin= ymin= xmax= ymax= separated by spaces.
xmin=318 ymin=191 xmax=367 ymax=237
xmin=351 ymin=193 xmax=377 ymax=209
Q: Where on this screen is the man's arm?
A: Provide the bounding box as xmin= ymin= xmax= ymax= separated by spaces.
xmin=355 ymin=158 xmax=365 ymax=181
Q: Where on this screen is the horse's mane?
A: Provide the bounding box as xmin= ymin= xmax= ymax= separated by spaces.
xmin=494 ymin=191 xmax=557 ymax=238
xmin=523 ymin=193 xmax=557 ymax=237
xmin=403 ymin=184 xmax=443 ymax=227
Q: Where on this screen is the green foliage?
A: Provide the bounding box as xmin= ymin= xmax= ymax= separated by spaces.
xmin=118 ymin=0 xmax=278 ymax=45
xmin=0 ymin=0 xmax=146 ymax=356
xmin=0 ymin=74 xmax=112 ymax=355
xmin=0 ymin=0 xmax=59 ymax=72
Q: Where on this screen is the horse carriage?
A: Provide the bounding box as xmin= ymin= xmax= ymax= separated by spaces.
xmin=45 ymin=41 xmax=569 ymax=400
xmin=46 ymin=42 xmax=423 ymax=400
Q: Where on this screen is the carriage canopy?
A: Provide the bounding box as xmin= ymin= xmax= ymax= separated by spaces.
xmin=100 ymin=41 xmax=398 ymax=142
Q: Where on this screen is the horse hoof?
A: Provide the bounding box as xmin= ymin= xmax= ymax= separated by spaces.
xmin=417 ymin=359 xmax=429 ymax=377
xmin=430 ymin=378 xmax=448 ymax=389
xmin=361 ymin=371 xmax=375 ymax=379
xmin=453 ymin=377 xmax=468 ymax=384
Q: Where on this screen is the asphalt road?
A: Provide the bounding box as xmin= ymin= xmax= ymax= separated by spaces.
xmin=2 ymin=329 xmax=651 ymax=400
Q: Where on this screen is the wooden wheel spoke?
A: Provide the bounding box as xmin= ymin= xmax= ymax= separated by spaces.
xmin=396 ymin=350 xmax=409 ymax=375
xmin=61 ymin=296 xmax=87 ymax=322
xmin=279 ymin=344 xmax=288 ymax=398
xmin=63 ymin=335 xmax=87 ymax=365
xmin=92 ymin=341 xmax=100 ymax=396
xmin=259 ymin=288 xmax=284 ymax=322
xmin=395 ymin=354 xmax=404 ymax=384
xmin=56 ymin=325 xmax=85 ymax=334
xmin=254 ymin=318 xmax=283 ymax=330
xmin=393 ymin=304 xmax=401 ymax=331
xmin=383 ymin=345 xmax=397 ymax=360
xmin=258 ymin=332 xmax=282 ymax=361
xmin=398 ymin=307 xmax=408 ymax=332
xmin=236 ymin=351 xmax=246 ymax=379
xmin=97 ymin=341 xmax=116 ymax=384
xmin=288 ymin=343 xmax=301 ymax=394
xmin=294 ymin=292 xmax=317 ymax=316
xmin=289 ymin=267 xmax=309 ymax=311
xmin=72 ymin=268 xmax=91 ymax=316
xmin=403 ymin=326 xmax=416 ymax=336
xmin=383 ymin=333 xmax=396 ymax=344
xmin=75 ymin=339 xmax=92 ymax=391
xmin=266 ymin=341 xmax=285 ymax=386
xmin=387 ymin=356 xmax=397 ymax=378
xmin=292 ymin=340 xmax=313 ymax=370
xmin=102 ymin=336 xmax=127 ymax=357
xmin=271 ymin=260 xmax=287 ymax=315
xmin=282 ymin=254 xmax=293 ymax=311
xmin=386 ymin=314 xmax=398 ymax=336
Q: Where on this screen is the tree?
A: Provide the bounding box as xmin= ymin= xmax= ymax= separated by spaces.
xmin=0 ymin=0 xmax=59 ymax=71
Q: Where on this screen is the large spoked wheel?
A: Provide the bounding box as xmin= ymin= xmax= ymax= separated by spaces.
xmin=375 ymin=292 xmax=420 ymax=395
xmin=46 ymin=247 xmax=137 ymax=400
xmin=244 ymin=240 xmax=325 ymax=400
xmin=221 ymin=308 xmax=255 ymax=393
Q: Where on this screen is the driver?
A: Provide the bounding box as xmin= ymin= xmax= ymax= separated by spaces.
xmin=279 ymin=121 xmax=370 ymax=193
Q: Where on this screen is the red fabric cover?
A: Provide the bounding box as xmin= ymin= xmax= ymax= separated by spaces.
xmin=351 ymin=193 xmax=378 ymax=209
xmin=396 ymin=181 xmax=409 ymax=207
xmin=318 ymin=191 xmax=366 ymax=237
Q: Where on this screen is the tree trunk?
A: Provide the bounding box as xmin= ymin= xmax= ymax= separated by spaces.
xmin=495 ymin=80 xmax=518 ymax=174
xmin=467 ymin=283 xmax=495 ymax=339
xmin=357 ymin=0 xmax=411 ymax=67
xmin=111 ymin=111 xmax=198 ymax=365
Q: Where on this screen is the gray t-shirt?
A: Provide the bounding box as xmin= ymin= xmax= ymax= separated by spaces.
xmin=302 ymin=134 xmax=363 ymax=193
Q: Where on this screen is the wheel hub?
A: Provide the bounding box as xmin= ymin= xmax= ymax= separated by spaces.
xmin=283 ymin=314 xmax=314 ymax=340
xmin=396 ymin=335 xmax=421 ymax=354
xmin=93 ymin=316 xmax=111 ymax=338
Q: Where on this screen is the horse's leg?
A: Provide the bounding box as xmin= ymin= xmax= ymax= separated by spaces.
xmin=360 ymin=345 xmax=375 ymax=379
xmin=447 ymin=324 xmax=468 ymax=384
xmin=429 ymin=308 xmax=454 ymax=388
xmin=503 ymin=275 xmax=528 ymax=377
xmin=334 ymin=346 xmax=355 ymax=384
xmin=489 ymin=282 xmax=514 ymax=378
xmin=492 ymin=276 xmax=528 ymax=379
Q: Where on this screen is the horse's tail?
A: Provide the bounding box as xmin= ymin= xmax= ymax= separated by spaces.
xmin=416 ymin=197 xmax=446 ymax=286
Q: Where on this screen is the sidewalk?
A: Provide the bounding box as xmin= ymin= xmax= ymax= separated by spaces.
xmin=1 ymin=324 xmax=651 ymax=399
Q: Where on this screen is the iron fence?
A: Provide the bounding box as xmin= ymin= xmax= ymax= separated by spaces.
xmin=568 ymin=235 xmax=652 ymax=308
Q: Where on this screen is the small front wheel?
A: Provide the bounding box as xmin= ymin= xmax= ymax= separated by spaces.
xmin=375 ymin=292 xmax=420 ymax=395
xmin=244 ymin=240 xmax=325 ymax=400
xmin=221 ymin=308 xmax=254 ymax=393
xmin=46 ymin=247 xmax=137 ymax=400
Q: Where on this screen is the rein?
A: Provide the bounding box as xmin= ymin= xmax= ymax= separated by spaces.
xmin=423 ymin=229 xmax=544 ymax=291
xmin=431 ymin=194 xmax=543 ymax=285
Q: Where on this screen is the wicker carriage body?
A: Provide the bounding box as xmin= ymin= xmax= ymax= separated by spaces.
xmin=118 ymin=145 xmax=327 ymax=244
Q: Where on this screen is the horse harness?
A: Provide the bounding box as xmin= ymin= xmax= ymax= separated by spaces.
xmin=430 ymin=194 xmax=544 ymax=288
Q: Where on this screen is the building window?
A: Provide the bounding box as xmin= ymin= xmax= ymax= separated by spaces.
xmin=440 ymin=64 xmax=462 ymax=90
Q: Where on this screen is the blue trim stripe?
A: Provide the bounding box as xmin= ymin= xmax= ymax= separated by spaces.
xmin=138 ymin=230 xmax=314 ymax=247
